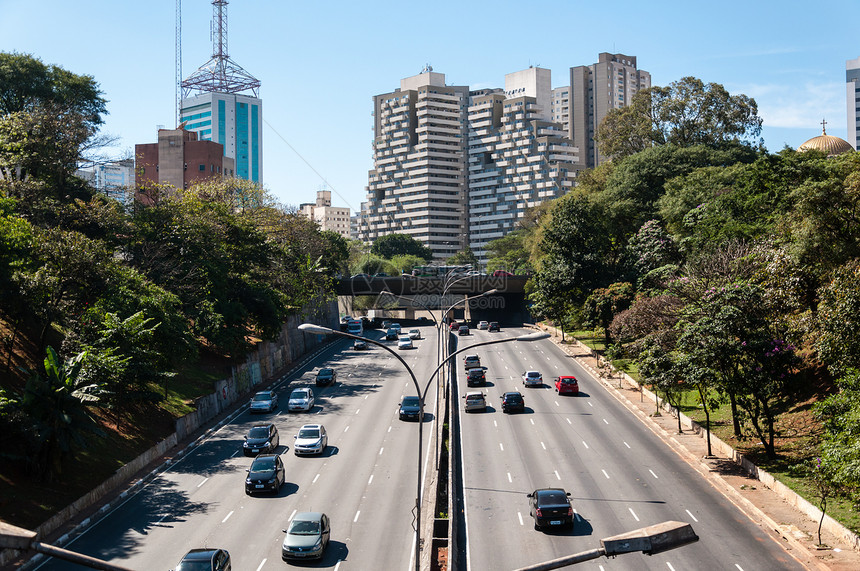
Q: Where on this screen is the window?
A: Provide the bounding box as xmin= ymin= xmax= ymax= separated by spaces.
xmin=199 ymin=164 xmax=205 ymax=171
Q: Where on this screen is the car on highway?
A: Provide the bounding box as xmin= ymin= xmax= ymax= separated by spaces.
xmin=245 ymin=454 xmax=285 ymax=495
xmin=488 ymin=321 xmax=500 ymax=332
xmin=293 ymin=424 xmax=328 ymax=456
xmin=463 ymin=391 xmax=487 ymax=412
xmin=477 ymin=320 xmax=489 ymax=330
xmin=390 ymin=323 xmax=402 ymax=334
xmin=458 ymin=325 xmax=470 ymax=336
xmin=353 ymin=338 xmax=368 ymax=350
xmin=249 ymin=390 xmax=278 ymax=413
xmin=466 ymin=367 xmax=486 ymax=387
xmin=492 ymin=270 xmax=513 ymax=277
xmin=288 ymin=387 xmax=315 ymax=412
xmin=408 ymin=328 xmax=422 ymax=339
xmin=398 ymin=335 xmax=414 ymax=350
xmin=527 ymin=488 xmax=573 ymax=530
xmin=243 ymin=424 xmax=279 ymax=456
xmin=398 ymin=395 xmax=422 ymax=421
xmin=464 ymin=354 xmax=481 ymax=369
xmin=500 ymin=391 xmax=525 ymax=413
xmin=315 ymin=368 xmax=336 ymax=387
xmin=282 ymin=512 xmax=330 ymax=561
xmin=522 ymin=370 xmax=543 ymax=387
xmin=555 ymin=375 xmax=579 ymax=395
xmin=175 ymin=548 xmax=231 ymax=571
xmin=449 ymin=321 xmax=460 ymax=330
xmin=385 ymin=327 xmax=399 ymax=340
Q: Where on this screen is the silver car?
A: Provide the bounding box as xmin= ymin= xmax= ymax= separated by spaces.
xmin=288 ymin=387 xmax=315 ymax=412
xmin=282 ymin=512 xmax=330 ymax=561
xmin=463 ymin=391 xmax=487 ymax=412
xmin=522 ymin=370 xmax=543 ymax=387
xmin=294 ymin=424 xmax=328 ymax=455
xmin=249 ymin=390 xmax=278 ymax=413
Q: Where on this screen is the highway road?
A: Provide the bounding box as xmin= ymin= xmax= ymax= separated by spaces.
xmin=35 ymin=324 xmax=439 ymax=570
xmin=456 ymin=326 xmax=807 ymax=571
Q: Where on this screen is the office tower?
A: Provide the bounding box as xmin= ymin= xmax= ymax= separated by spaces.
xmin=847 ymin=56 xmax=860 ymax=150
xmin=179 ymin=0 xmax=262 ymax=184
xmin=468 ymin=68 xmax=578 ymax=262
xmin=300 ymin=190 xmax=352 ymax=239
xmin=75 ymin=159 xmax=135 ymax=204
xmin=568 ymin=53 xmax=650 ymax=168
xmin=362 ymin=68 xmax=470 ymax=260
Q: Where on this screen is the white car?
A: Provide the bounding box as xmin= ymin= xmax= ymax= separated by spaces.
xmin=522 ymin=370 xmax=543 ymax=387
xmin=477 ymin=320 xmax=489 ymax=330
xmin=408 ymin=329 xmax=421 ymax=340
xmin=294 ymin=424 xmax=328 ymax=455
xmin=398 ymin=336 xmax=413 ymax=350
xmin=390 ymin=323 xmax=402 ymax=334
xmin=288 ymin=387 xmax=315 ymax=412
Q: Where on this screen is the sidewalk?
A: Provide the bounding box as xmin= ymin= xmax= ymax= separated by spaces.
xmin=538 ymin=325 xmax=860 ymax=571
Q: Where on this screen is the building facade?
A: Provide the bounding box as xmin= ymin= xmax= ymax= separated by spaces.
xmin=847 ymin=56 xmax=860 ymax=150
xmin=75 ymin=159 xmax=135 ymax=204
xmin=300 ymin=190 xmax=352 ymax=239
xmin=180 ymin=92 xmax=262 ymax=184
xmin=361 ymin=69 xmax=470 ymax=260
xmin=135 ymin=128 xmax=235 ymax=204
xmin=567 ymin=53 xmax=650 ymax=168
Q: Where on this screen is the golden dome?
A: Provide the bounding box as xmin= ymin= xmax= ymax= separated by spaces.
xmin=799 ymin=122 xmax=854 ymax=156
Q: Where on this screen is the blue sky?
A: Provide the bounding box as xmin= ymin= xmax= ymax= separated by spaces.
xmin=2 ymin=0 xmax=858 ymax=215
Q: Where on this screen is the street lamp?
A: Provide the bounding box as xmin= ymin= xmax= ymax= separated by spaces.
xmin=297 ymin=323 xmax=548 ymax=571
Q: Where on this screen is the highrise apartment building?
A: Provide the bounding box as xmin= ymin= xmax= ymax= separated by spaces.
xmin=180 ymin=92 xmax=262 ymax=184
xmin=76 ymin=159 xmax=135 ymax=204
xmin=567 ymin=53 xmax=650 ymax=168
xmin=300 ymin=190 xmax=351 ymax=239
xmin=468 ymin=68 xmax=578 ymax=261
xmin=362 ymin=69 xmax=469 ymax=260
xmin=847 ymin=56 xmax=860 ymax=150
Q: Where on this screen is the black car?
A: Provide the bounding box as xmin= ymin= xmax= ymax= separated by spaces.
xmin=316 ymin=367 xmax=337 ymax=386
xmin=245 ymin=454 xmax=285 ymax=495
xmin=500 ymin=391 xmax=525 ymax=413
xmin=527 ymin=488 xmax=573 ymax=530
xmin=243 ymin=424 xmax=279 ymax=456
xmin=488 ymin=322 xmax=500 ymax=332
xmin=466 ymin=367 xmax=486 ymax=387
xmin=385 ymin=328 xmax=398 ymax=340
xmin=398 ymin=395 xmax=422 ymax=421
xmin=175 ymin=548 xmax=231 ymax=571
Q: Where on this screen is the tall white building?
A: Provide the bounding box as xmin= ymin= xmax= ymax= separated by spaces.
xmin=847 ymin=56 xmax=860 ymax=150
xmin=362 ymin=69 xmax=469 ymax=260
xmin=75 ymin=159 xmax=135 ymax=204
xmin=300 ymin=190 xmax=351 ymax=239
xmin=468 ymin=68 xmax=578 ymax=261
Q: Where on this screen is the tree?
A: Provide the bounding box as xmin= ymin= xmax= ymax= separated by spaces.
xmin=582 ymin=282 xmax=635 ymax=345
xmin=814 ymin=369 xmax=860 ymax=505
xmin=447 ymin=246 xmax=479 ymax=269
xmin=596 ymin=76 xmax=762 ymax=161
xmin=371 ymin=233 xmax=433 ymax=261
xmin=485 ymin=230 xmax=531 ymax=274
xmin=817 ymin=260 xmax=860 ymax=377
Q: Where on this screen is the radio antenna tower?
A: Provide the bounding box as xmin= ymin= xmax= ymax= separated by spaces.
xmin=175 ymin=0 xmax=182 ymax=127
xmin=180 ymin=0 xmax=260 ymax=98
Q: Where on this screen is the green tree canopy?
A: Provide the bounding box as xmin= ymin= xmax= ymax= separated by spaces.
xmin=371 ymin=233 xmax=433 ymax=261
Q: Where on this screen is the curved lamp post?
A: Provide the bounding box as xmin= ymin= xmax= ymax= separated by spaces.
xmin=298 ymin=323 xmax=548 ymax=571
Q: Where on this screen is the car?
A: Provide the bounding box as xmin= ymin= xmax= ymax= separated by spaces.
xmin=466 ymin=367 xmax=486 ymax=387
xmin=458 ymin=325 xmax=470 ymax=336
xmin=477 ymin=320 xmax=489 ymax=330
xmin=464 ymin=354 xmax=481 ymax=369
xmin=249 ymin=390 xmax=278 ymax=413
xmin=408 ymin=328 xmax=422 ymax=340
xmin=449 ymin=321 xmax=460 ymax=330
xmin=245 ymin=454 xmax=285 ymax=495
xmin=390 ymin=323 xmax=402 ymax=334
xmin=500 ymin=391 xmax=525 ymax=413
xmin=243 ymin=424 xmax=279 ymax=456
xmin=381 ymin=320 xmax=391 ymax=329
xmin=492 ymin=270 xmax=513 ymax=277
xmin=385 ymin=327 xmax=399 ymax=340
xmin=282 ymin=512 xmax=331 ymax=561
xmin=315 ymin=368 xmax=336 ymax=387
xmin=555 ymin=375 xmax=579 ymax=395
xmin=346 ymin=320 xmax=363 ymax=335
xmin=175 ymin=548 xmax=231 ymax=571
xmin=294 ymin=424 xmax=328 ymax=455
xmin=527 ymin=488 xmax=573 ymax=530
xmin=288 ymin=387 xmax=315 ymax=412
xmin=463 ymin=391 xmax=487 ymax=412
xmin=398 ymin=335 xmax=414 ymax=350
xmin=353 ymin=338 xmax=368 ymax=350
xmin=522 ymin=370 xmax=543 ymax=387
xmin=398 ymin=395 xmax=422 ymax=421
xmin=373 ymin=272 xmax=389 ymax=277
xmin=488 ymin=322 xmax=500 ymax=332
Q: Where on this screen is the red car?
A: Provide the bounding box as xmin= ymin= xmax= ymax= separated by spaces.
xmin=555 ymin=376 xmax=579 ymax=395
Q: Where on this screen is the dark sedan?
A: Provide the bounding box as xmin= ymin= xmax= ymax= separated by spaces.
xmin=245 ymin=454 xmax=285 ymax=495
xmin=398 ymin=395 xmax=422 ymax=421
xmin=242 ymin=424 xmax=279 ymax=456
xmin=527 ymin=488 xmax=573 ymax=530
xmin=500 ymin=391 xmax=525 ymax=413
xmin=175 ymin=548 xmax=231 ymax=571
xmin=315 ymin=367 xmax=337 ymax=387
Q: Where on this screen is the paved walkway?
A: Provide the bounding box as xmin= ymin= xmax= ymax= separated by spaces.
xmin=539 ymin=325 xmax=860 ymax=571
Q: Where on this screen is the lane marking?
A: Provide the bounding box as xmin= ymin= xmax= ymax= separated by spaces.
xmin=602 ymin=469 xmax=610 ymax=479
xmin=344 ymin=425 xmax=350 ymax=433
xmin=573 ymin=509 xmax=581 ymax=521
xmin=255 ymin=560 xmax=266 ymax=571
xmin=493 ymin=420 xmax=497 ymax=428
xmin=649 ymin=469 xmax=658 ymax=479
xmin=530 ymin=419 xmax=535 ymax=425
xmin=368 ymin=475 xmax=374 ymax=485
xmin=623 ymin=441 xmax=630 ymax=448
xmin=354 ymin=511 xmax=360 ymax=522
xmin=379 ymin=447 xmax=384 ymax=455
xmin=588 ymin=401 xmax=593 ymax=407
xmin=388 ymin=426 xmax=392 ymax=433
xmin=602 ymin=418 xmax=609 ymax=424
xmin=541 ymin=442 xmax=546 ymax=450
xmin=554 ymin=401 xmax=560 ymax=407
xmin=356 ymin=409 xmax=360 ymax=415
xmin=499 ymin=443 xmax=504 ymax=451
xmin=518 ymin=512 xmax=524 ymax=526
xmin=222 ymin=510 xmax=233 ymax=523
xmin=686 ymin=509 xmax=699 ymax=522
xmin=582 ymin=441 xmax=589 ymax=449
xmin=667 ymin=563 xmax=676 ymax=571
xmin=507 ymin=472 xmax=512 ymax=483
xmin=566 ymin=418 xmax=571 ymax=425
xmin=554 ymin=470 xmax=561 ymax=480
xmin=629 ymin=507 xmax=639 ymax=521
xmin=289 ymin=509 xmax=296 ymax=521
xmin=230 ymin=451 xmax=238 ymax=458
xmin=313 ymin=473 xmax=320 ymax=483
xmin=197 ymin=477 xmax=209 ymax=488
xmin=735 ymin=565 xmax=744 ymax=571
xmin=334 ymin=560 xmax=342 ymax=571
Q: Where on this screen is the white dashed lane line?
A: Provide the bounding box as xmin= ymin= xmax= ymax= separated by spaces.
xmin=518 ymin=512 xmax=524 ymax=526
xmin=649 ymin=469 xmax=658 ymax=479
xmin=628 ymin=507 xmax=639 ymax=521
xmin=500 ymin=442 xmax=504 ymax=451
xmin=313 ymin=473 xmax=320 ymax=484
xmin=686 ymin=509 xmax=699 ymax=522
xmin=602 ymin=469 xmax=610 ymax=479
xmin=255 ymin=560 xmax=266 ymax=571
xmin=379 ymin=447 xmax=384 ymax=455
xmin=354 ymin=511 xmax=360 ymax=523
xmin=507 ymin=472 xmax=512 ymax=483
xmin=554 ymin=470 xmax=561 ymax=480
xmin=197 ymin=477 xmax=209 ymax=488
xmin=368 ymin=474 xmax=374 ymax=485
xmin=623 ymin=441 xmax=630 ymax=448
xmin=222 ymin=511 xmax=233 ymax=523
xmin=540 ymin=442 xmax=546 ymax=450
xmin=582 ymin=441 xmax=589 ymax=449
xmin=602 ymin=418 xmax=609 ymax=424
xmin=667 ymin=563 xmax=677 ymax=571
xmin=588 ymin=401 xmax=593 ymax=407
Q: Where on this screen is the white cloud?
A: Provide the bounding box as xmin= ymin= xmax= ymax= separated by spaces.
xmin=741 ymin=81 xmax=844 ymax=129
